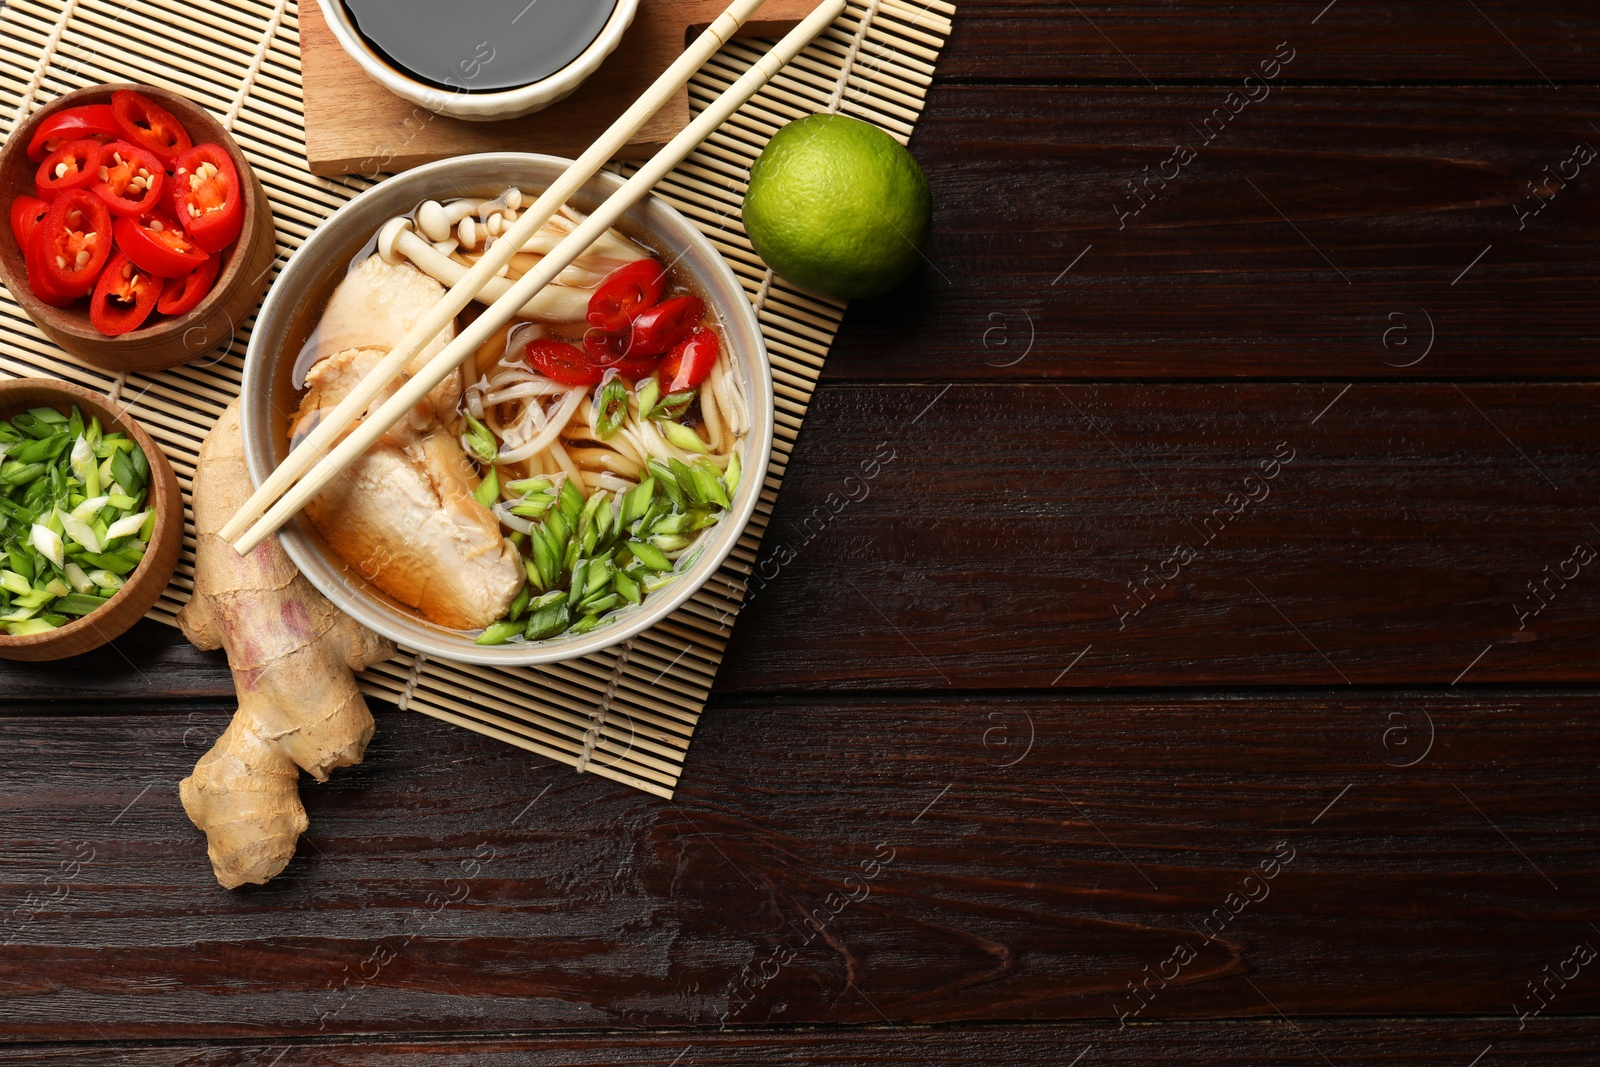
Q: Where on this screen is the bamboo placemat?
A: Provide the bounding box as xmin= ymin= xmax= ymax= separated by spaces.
xmin=0 ymin=0 xmax=953 ymax=797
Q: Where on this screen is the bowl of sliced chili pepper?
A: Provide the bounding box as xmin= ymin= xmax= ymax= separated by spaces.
xmin=0 ymin=377 xmax=184 ymax=661
xmin=0 ymin=83 xmax=277 ymax=373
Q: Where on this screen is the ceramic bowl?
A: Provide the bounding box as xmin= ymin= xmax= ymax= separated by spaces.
xmin=316 ymin=0 xmax=639 ymax=122
xmin=240 ymin=152 xmax=772 ymax=667
xmin=0 ymin=377 xmax=184 ymax=661
xmin=0 ymin=83 xmax=278 ymax=374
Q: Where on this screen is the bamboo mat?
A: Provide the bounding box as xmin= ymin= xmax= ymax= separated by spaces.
xmin=0 ymin=0 xmax=954 ymax=797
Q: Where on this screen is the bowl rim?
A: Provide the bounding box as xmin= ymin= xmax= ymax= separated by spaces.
xmin=0 ymin=376 xmax=182 ymax=655
xmin=0 ymin=81 xmax=272 ymax=348
xmin=315 ymin=0 xmax=639 ymax=120
xmin=241 ymin=151 xmax=774 ymax=667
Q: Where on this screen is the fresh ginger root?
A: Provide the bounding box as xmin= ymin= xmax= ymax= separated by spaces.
xmin=177 ymin=401 xmax=393 ymax=889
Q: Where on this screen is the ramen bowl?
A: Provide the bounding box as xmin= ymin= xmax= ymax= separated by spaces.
xmin=240 ymin=152 xmax=772 ymax=667
xmin=317 ymin=0 xmax=639 ymax=121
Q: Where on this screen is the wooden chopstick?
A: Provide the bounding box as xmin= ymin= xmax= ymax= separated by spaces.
xmin=229 ymin=0 xmax=847 ymax=557
xmin=217 ymin=0 xmax=777 ymax=545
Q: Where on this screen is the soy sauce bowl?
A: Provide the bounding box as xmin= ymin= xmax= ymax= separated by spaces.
xmin=0 ymin=83 xmax=278 ymax=374
xmin=318 ymin=0 xmax=639 ymax=122
xmin=239 ymin=152 xmax=773 ymax=667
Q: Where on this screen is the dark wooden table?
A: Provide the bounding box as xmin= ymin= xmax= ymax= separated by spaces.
xmin=5 ymin=3 xmax=1600 ymax=1062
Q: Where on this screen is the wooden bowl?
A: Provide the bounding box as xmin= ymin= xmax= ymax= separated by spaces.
xmin=0 ymin=378 xmax=183 ymax=661
xmin=0 ymin=83 xmax=277 ymax=373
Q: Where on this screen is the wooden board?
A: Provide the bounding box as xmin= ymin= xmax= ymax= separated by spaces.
xmin=829 ymin=85 xmax=1600 ymax=382
xmin=0 ymin=692 xmax=1596 ymax=1036
xmin=2 ymin=1023 xmax=1598 ymax=1066
xmin=300 ymin=0 xmax=820 ymax=176
xmin=940 ymin=1 xmax=1600 ymax=82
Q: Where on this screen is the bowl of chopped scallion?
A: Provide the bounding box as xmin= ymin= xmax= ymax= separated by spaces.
xmin=0 ymin=378 xmax=182 ymax=660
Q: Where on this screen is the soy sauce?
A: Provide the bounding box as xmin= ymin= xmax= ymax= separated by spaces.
xmin=341 ymin=0 xmax=618 ymax=94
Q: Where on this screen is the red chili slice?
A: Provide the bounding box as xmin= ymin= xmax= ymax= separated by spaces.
xmin=627 ymin=295 xmax=705 ymax=357
xmin=524 ymin=338 xmax=602 ymax=387
xmin=110 ymin=90 xmax=192 ymax=164
xmin=89 ymin=252 xmax=161 ymax=335
xmin=113 ymin=212 xmax=209 ymax=278
xmin=659 ymin=327 xmax=721 ymax=392
xmin=34 ymin=139 xmax=104 ymax=201
xmin=9 ymin=196 xmax=50 ymax=251
xmin=579 ymin=327 xmax=659 ymax=379
xmin=26 ymin=104 xmax=120 ymax=161
xmin=31 ymin=189 xmax=113 ymax=300
xmin=155 ymin=253 xmax=219 ymax=316
xmin=582 ymin=324 xmax=632 ymax=363
xmin=170 ymin=144 xmax=243 ymax=254
xmin=23 ymin=231 xmax=80 ymax=307
xmin=90 ymin=140 xmax=166 ymax=218
xmin=587 ymin=259 xmax=665 ymax=332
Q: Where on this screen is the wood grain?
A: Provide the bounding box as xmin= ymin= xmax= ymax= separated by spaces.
xmin=940 ymin=2 xmax=1600 ymax=83
xmin=0 ymin=1021 xmax=1596 ymax=1065
xmin=829 ymin=85 xmax=1600 ymax=381
xmin=0 ymin=692 xmax=1594 ymax=1038
xmin=723 ymin=381 xmax=1600 ymax=690
xmin=6 ymin=381 xmax=1600 ymax=696
xmin=299 ymin=0 xmax=817 ymax=176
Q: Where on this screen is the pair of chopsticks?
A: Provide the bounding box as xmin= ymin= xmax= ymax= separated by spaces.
xmin=221 ymin=0 xmax=847 ymax=555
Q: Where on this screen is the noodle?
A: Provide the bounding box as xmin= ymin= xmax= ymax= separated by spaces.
xmin=294 ymin=183 xmax=747 ymax=645
xmin=498 ymin=388 xmax=585 ymax=463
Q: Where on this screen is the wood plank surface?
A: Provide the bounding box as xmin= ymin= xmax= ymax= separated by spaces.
xmin=724 ymin=381 xmax=1600 ymax=689
xmin=5 ymin=2 xmax=1600 ymax=1060
xmin=941 ymin=2 xmax=1600 ymax=83
xmin=7 ymin=380 xmax=1599 ymax=699
xmin=829 ymin=85 xmax=1600 ymax=381
xmin=0 ymin=692 xmax=1594 ymax=1038
xmin=0 ymin=1020 xmax=1597 ymax=1065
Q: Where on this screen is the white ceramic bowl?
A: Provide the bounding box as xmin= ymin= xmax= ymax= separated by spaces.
xmin=317 ymin=0 xmax=639 ymax=121
xmin=240 ymin=153 xmax=773 ymax=666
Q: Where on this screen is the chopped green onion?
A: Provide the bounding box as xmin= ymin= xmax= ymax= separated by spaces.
xmin=55 ymin=593 xmax=110 ymax=616
xmin=506 ymin=476 xmax=553 ymax=495
xmin=621 ymin=478 xmax=654 ymax=526
xmin=662 ymin=420 xmax=709 ymax=454
xmin=651 ymin=389 xmax=696 ymax=421
xmin=461 ymin=413 xmax=499 ymax=464
xmin=472 ymin=467 xmax=500 ymax=509
xmin=57 ymin=508 xmax=103 ymax=554
xmin=474 ymin=620 xmax=524 ymax=646
xmin=64 ymin=561 xmax=95 ymax=594
xmin=594 ymin=378 xmax=629 ymax=440
xmin=635 ymin=376 xmax=661 ymax=420
xmin=107 ymin=510 xmax=150 ymax=541
xmin=29 ymin=524 xmax=63 ymax=568
xmin=627 ymin=539 xmax=672 ymax=573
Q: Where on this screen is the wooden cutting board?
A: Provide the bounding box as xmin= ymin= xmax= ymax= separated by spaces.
xmin=299 ymin=1 xmax=819 ymax=176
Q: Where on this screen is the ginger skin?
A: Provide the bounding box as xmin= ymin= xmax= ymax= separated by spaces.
xmin=178 ymin=402 xmax=393 ymax=889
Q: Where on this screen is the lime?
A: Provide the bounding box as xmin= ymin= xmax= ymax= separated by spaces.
xmin=742 ymin=113 xmax=932 ymax=301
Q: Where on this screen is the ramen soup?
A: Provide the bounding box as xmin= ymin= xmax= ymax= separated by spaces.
xmin=287 ymin=187 xmax=747 ymax=645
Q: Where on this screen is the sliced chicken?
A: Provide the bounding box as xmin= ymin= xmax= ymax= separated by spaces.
xmin=299 ymin=255 xmax=462 ymax=413
xmin=291 ymin=346 xmax=523 ymax=633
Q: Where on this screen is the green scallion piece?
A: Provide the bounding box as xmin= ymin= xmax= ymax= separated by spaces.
xmin=594 ymin=378 xmax=629 ymax=440
xmin=474 ymin=620 xmax=524 ymax=646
